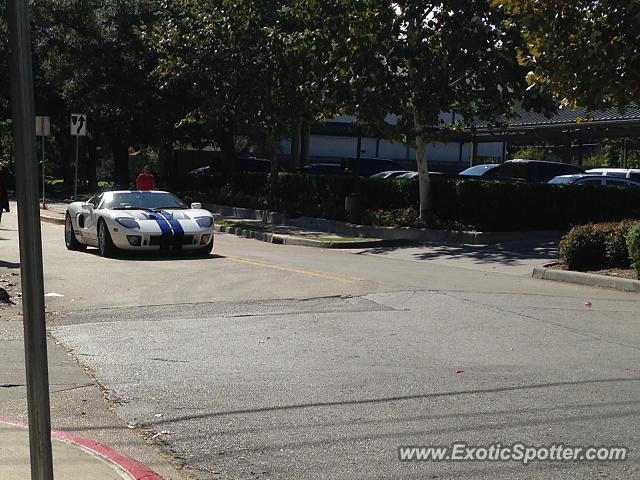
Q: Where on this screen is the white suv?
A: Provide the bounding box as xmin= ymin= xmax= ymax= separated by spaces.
xmin=585 ymin=168 xmax=640 ymax=180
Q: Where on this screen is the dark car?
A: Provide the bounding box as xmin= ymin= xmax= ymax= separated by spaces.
xmin=302 ymin=163 xmax=352 ymax=175
xmin=458 ymin=164 xmax=500 ymax=177
xmin=187 ymin=156 xmax=279 ymax=177
xmin=342 ymin=157 xmax=406 ymax=177
xmin=549 ymin=174 xmax=640 ymax=188
xmin=482 ymin=159 xmax=584 ymax=182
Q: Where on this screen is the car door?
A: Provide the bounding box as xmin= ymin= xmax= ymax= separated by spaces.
xmin=605 ymin=178 xmax=636 ymax=188
xmin=80 ymin=194 xmax=102 ymax=245
xmin=575 ymin=178 xmax=605 ymax=187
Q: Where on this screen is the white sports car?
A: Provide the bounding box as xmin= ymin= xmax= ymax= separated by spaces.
xmin=64 ymin=190 xmax=215 ymax=257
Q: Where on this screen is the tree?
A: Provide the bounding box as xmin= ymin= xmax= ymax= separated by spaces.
xmin=32 ymin=0 xmax=177 ymax=188
xmin=392 ymin=1 xmax=531 ymax=220
xmin=496 ymin=0 xmax=640 ymax=110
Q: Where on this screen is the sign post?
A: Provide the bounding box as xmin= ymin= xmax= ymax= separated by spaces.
xmin=6 ymin=1 xmax=55 ymax=479
xmin=35 ymin=116 xmax=50 ymax=208
xmin=70 ymin=113 xmax=87 ymax=199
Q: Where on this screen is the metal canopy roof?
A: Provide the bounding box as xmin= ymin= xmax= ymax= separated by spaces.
xmin=474 ymin=104 xmax=640 ymax=143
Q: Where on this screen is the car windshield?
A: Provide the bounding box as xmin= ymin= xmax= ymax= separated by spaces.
xmin=101 ymin=192 xmax=188 ymax=210
xmin=459 ymin=165 xmax=497 ymax=176
xmin=549 ymin=176 xmax=576 ymax=184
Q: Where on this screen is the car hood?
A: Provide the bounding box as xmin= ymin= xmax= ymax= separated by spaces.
xmin=105 ymin=208 xmax=212 ymax=221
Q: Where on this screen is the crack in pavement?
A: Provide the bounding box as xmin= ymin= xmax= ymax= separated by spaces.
xmin=439 ymin=291 xmax=640 ymax=353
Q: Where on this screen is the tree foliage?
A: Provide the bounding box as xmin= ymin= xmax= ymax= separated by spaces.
xmin=392 ymin=1 xmax=533 ymax=218
xmin=496 ymin=0 xmax=640 ymax=110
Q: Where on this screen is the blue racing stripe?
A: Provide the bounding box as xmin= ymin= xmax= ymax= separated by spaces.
xmin=146 ymin=210 xmax=172 ymax=238
xmin=157 ymin=211 xmax=184 ymax=247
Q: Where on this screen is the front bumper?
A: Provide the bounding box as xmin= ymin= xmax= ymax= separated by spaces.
xmin=110 ymin=227 xmax=214 ymax=251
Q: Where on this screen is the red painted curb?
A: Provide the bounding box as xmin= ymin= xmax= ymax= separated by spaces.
xmin=0 ymin=416 xmax=163 ymax=480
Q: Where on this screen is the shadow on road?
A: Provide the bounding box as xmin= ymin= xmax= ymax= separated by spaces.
xmin=357 ymin=239 xmax=559 ymax=266
xmin=79 ymin=249 xmax=226 ymax=262
xmin=142 ymin=376 xmax=638 ymax=426
xmin=0 ymin=260 xmax=20 ymax=269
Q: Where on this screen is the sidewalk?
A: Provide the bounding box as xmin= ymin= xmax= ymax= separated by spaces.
xmin=0 ymin=418 xmax=161 ymax=479
xmin=39 ymin=201 xmax=388 ymax=248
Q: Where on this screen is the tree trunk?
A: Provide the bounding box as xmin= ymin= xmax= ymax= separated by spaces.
xmin=58 ymin=134 xmax=74 ymax=188
xmin=291 ymin=121 xmax=301 ymax=171
xmin=300 ymin=122 xmax=310 ymax=166
xmin=407 ymin=10 xmax=431 ymax=222
xmin=269 ymin=139 xmax=279 ymax=209
xmin=158 ymin=141 xmax=173 ymax=189
xmin=111 ymin=142 xmax=130 ymax=189
xmin=470 ymin=136 xmax=478 ymax=167
xmin=415 ymin=131 xmax=431 ymax=221
xmin=217 ymin=128 xmax=236 ymax=183
xmin=86 ymin=138 xmax=98 ymax=192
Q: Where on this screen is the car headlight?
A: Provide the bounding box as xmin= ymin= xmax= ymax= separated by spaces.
xmin=196 ymin=216 xmax=214 ymax=228
xmin=115 ymin=217 xmax=140 ymax=229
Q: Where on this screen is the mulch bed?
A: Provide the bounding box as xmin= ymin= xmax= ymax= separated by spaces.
xmin=550 ymin=262 xmax=638 ymax=280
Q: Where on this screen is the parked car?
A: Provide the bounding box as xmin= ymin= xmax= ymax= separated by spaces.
xmin=370 ymin=170 xmax=415 ymax=179
xmin=585 ymin=168 xmax=640 ymax=180
xmin=186 ymin=157 xmax=278 ymax=177
xmin=187 ymin=166 xmax=213 ymax=176
xmin=395 ymin=171 xmax=419 ymax=179
xmin=302 ymin=163 xmax=351 ymax=175
xmin=482 ymin=159 xmax=584 ymax=182
xmin=549 ymin=174 xmax=640 ymax=188
xmin=342 ymin=157 xmax=406 ymax=177
xmin=458 ymin=164 xmax=500 ymax=176
xmin=65 ymin=190 xmax=215 ymax=257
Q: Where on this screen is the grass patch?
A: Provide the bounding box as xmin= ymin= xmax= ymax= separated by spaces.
xmin=313 ymin=236 xmax=365 ymax=242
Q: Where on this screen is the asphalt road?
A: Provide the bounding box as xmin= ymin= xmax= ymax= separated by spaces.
xmin=2 ymin=208 xmax=640 ymax=479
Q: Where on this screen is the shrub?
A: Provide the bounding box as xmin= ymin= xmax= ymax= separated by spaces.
xmin=560 ymin=224 xmax=609 ymax=270
xmin=560 ymin=221 xmax=637 ymax=271
xmin=175 ymin=172 xmax=640 ymax=232
xmin=605 ymin=220 xmax=637 ymax=267
xmin=627 ymin=223 xmax=640 ymax=279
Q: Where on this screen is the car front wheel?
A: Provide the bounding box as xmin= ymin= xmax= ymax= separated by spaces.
xmin=195 ymin=238 xmax=214 ymax=256
xmin=65 ymin=213 xmax=86 ymax=251
xmin=98 ymin=220 xmax=117 ymax=258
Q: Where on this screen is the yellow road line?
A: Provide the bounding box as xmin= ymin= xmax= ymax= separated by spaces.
xmin=225 ymin=255 xmax=365 ymax=283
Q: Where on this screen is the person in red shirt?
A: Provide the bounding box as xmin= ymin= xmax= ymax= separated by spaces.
xmin=135 ymin=166 xmax=156 ymax=190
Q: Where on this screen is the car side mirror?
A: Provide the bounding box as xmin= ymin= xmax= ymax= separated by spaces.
xmin=82 ymin=202 xmax=94 ymax=211
xmin=190 ymin=202 xmax=202 ymax=209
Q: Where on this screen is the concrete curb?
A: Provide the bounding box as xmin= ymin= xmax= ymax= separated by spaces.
xmin=40 ymin=213 xmax=65 ymax=225
xmin=208 ymin=204 xmax=564 ymax=245
xmin=214 ymin=224 xmax=388 ymax=249
xmin=532 ymin=265 xmax=640 ymax=293
xmin=0 ymin=416 xmax=163 ymax=480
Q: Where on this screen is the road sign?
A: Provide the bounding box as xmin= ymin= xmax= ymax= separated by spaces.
xmin=35 ymin=116 xmax=50 ymax=136
xmin=70 ymin=113 xmax=87 ymax=136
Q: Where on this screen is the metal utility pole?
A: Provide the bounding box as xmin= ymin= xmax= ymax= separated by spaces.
xmin=6 ymin=0 xmax=55 ymax=479
xmin=74 ymin=135 xmax=79 ymax=199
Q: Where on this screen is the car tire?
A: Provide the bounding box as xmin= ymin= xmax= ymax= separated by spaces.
xmin=195 ymin=239 xmax=214 ymax=256
xmin=65 ymin=213 xmax=86 ymax=251
xmin=98 ymin=219 xmax=117 ymax=258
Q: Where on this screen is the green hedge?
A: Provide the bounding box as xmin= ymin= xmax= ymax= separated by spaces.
xmin=174 ymin=173 xmax=640 ymax=232
xmin=560 ymin=220 xmax=637 ymax=271
xmin=627 ymin=223 xmax=640 ymax=279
